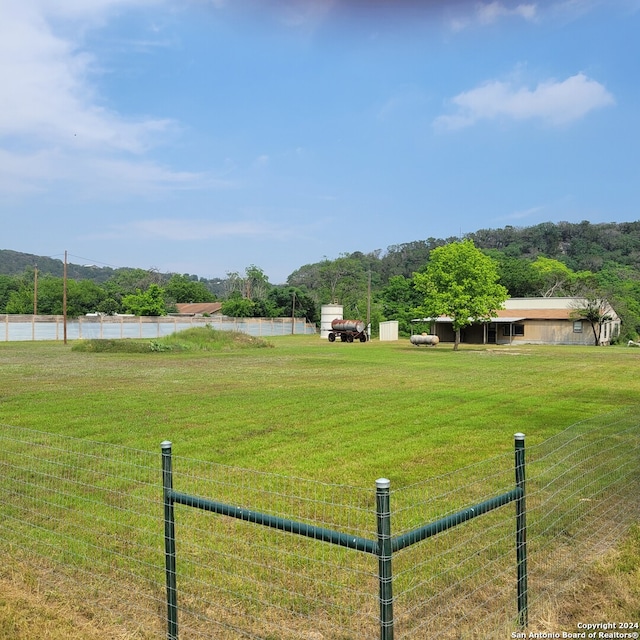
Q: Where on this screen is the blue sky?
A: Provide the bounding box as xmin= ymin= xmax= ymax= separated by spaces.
xmin=1 ymin=1 xmax=638 ymax=284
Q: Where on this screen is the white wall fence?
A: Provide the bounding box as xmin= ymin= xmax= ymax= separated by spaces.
xmin=0 ymin=314 xmax=317 ymax=342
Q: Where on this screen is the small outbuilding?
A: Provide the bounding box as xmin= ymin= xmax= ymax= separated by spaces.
xmin=379 ymin=321 xmax=399 ymax=342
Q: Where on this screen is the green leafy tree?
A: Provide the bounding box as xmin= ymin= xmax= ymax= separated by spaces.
xmin=224 ymin=270 xmax=246 ymax=298
xmin=0 ymin=275 xmax=22 ymax=312
xmin=268 ymin=286 xmax=319 ymax=323
xmin=287 ymin=256 xmax=369 ymax=318
xmin=595 ymin=263 xmax=640 ymax=341
xmin=570 ymin=296 xmax=614 ymax=346
xmin=7 ymin=276 xmax=64 ymax=315
xmin=413 ymin=240 xmax=508 ymax=351
xmin=378 ymin=275 xmax=422 ymax=335
xmin=5 ymin=287 xmax=34 ymax=314
xmin=96 ymin=297 xmax=121 ymax=316
xmin=244 ymin=265 xmax=271 ymax=301
xmin=319 ymin=256 xmax=362 ymax=303
xmin=5 ymin=276 xmax=106 ymax=316
xmin=252 ymin=297 xmax=278 ymax=317
xmin=377 ymin=240 xmax=438 ymax=281
xmin=72 ymin=280 xmax=107 ymax=316
xmin=484 ymin=252 xmax=543 ymax=297
xmin=121 ymin=284 xmax=166 ymax=316
xmin=224 ymin=265 xmax=271 ymax=304
xmin=530 ymin=257 xmax=593 ymax=297
xmin=165 ymin=274 xmax=216 ymax=304
xmin=286 ymin=263 xmax=323 ymax=302
xmin=99 ymin=268 xmax=164 ymax=312
xmin=530 ymin=257 xmax=573 ymax=296
xmin=106 ymin=268 xmax=163 ymax=293
xmin=14 ymin=267 xmax=60 ymax=314
xmin=316 ymin=255 xmax=370 ymax=318
xmin=221 ymin=292 xmax=255 ymax=317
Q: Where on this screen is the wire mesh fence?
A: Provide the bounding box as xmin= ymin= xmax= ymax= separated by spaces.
xmin=0 ymin=407 xmax=638 ymax=639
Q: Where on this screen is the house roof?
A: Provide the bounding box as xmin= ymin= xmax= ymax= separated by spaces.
xmin=414 ymin=309 xmax=581 ymax=323
xmin=174 ymin=302 xmax=222 ymax=315
xmin=495 ymin=308 xmax=575 ymax=320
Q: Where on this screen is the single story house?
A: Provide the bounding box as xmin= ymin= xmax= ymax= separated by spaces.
xmin=415 ymin=297 xmax=621 ymax=346
xmin=173 ymin=302 xmax=222 ymax=316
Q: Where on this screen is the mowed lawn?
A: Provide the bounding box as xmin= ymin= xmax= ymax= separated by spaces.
xmin=1 ymin=334 xmax=638 ymax=486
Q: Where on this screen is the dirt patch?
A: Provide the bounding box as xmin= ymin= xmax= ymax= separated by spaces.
xmin=0 ymin=575 xmax=103 ymax=640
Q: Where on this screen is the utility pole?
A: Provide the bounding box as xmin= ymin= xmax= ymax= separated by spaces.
xmin=33 ymin=264 xmax=38 ymax=316
xmin=291 ymin=290 xmax=296 ymax=335
xmin=367 ymin=270 xmax=371 ymax=340
xmin=63 ymin=251 xmax=68 ymax=345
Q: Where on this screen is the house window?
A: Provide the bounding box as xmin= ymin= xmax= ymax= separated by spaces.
xmin=502 ymin=324 xmax=525 ymax=336
xmin=573 ymin=321 xmax=583 ymax=333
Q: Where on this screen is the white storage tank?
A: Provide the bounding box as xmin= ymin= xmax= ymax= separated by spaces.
xmin=321 ymin=304 xmax=343 ymax=339
xmin=410 ymin=334 xmax=440 ymax=346
xmin=379 ymin=321 xmax=399 ymax=342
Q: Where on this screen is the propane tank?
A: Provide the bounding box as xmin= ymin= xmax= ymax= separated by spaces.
xmin=331 ymin=319 xmax=365 ymax=333
xmin=410 ymin=334 xmax=440 ymax=346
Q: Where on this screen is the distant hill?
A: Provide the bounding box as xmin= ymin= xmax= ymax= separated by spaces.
xmin=0 ymin=249 xmax=227 ymax=295
xmin=0 ymin=250 xmax=119 ymax=283
xmin=466 ymin=220 xmax=640 ymax=272
xmin=3 ymin=219 xmax=640 ymax=287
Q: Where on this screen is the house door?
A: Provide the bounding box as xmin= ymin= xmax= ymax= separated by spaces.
xmin=487 ymin=324 xmax=497 ymax=344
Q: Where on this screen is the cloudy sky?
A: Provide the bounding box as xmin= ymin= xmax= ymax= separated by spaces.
xmin=1 ymin=0 xmax=638 ymax=283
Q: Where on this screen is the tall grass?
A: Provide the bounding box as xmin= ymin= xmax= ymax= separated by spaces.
xmin=71 ymin=326 xmax=273 ymax=353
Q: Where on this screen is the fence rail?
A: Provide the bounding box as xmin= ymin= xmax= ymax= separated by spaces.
xmin=161 ymin=435 xmax=528 ymax=640
xmin=0 ymin=314 xmax=317 ymax=342
xmin=0 ymin=408 xmax=638 ymax=639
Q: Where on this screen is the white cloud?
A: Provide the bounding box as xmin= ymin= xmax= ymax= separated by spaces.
xmin=434 ymin=73 xmax=615 ymax=130
xmin=86 ymin=158 xmax=234 ymax=194
xmin=0 ymin=0 xmax=214 ymax=197
xmin=477 ymin=2 xmax=538 ymax=24
xmin=0 ymin=147 xmax=230 ymax=197
xmin=0 ymin=2 xmax=172 ymax=154
xmin=451 ymin=1 xmax=538 ymax=30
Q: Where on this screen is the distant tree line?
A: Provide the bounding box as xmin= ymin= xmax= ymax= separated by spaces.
xmin=0 ymin=267 xmax=319 ymax=323
xmin=1 ymin=220 xmax=639 ymax=340
xmin=284 ymin=221 xmax=640 ymax=341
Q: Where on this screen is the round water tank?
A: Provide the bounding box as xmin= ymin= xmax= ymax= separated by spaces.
xmin=321 ymin=304 xmax=343 ymax=339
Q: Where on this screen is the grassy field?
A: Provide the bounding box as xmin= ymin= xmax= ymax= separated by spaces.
xmin=1 ymin=334 xmax=639 ymax=484
xmin=0 ymin=333 xmax=638 ymax=638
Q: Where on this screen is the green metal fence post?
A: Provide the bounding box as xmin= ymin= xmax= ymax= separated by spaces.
xmin=162 ymin=441 xmax=179 ymax=640
xmin=514 ymin=433 xmax=528 ymax=628
xmin=376 ymin=478 xmax=394 ymax=640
